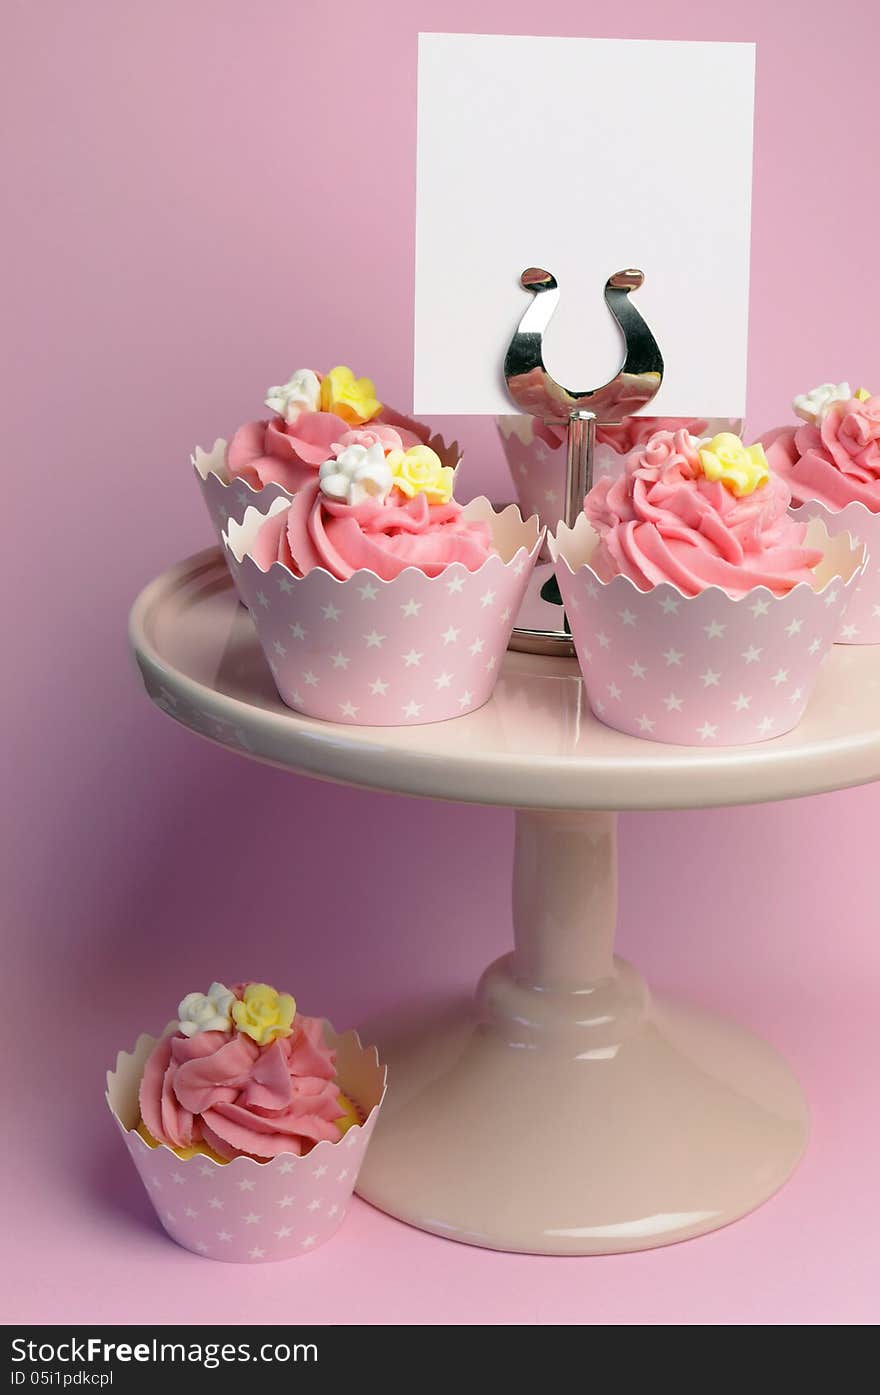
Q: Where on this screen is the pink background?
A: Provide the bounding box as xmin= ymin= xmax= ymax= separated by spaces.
xmin=5 ymin=0 xmax=879 ymax=1325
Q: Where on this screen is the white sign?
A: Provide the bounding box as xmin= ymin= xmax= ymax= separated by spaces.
xmin=414 ymin=34 xmax=755 ymax=418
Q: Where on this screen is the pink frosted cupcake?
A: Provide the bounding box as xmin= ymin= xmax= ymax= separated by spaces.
xmin=496 ymin=413 xmax=740 ymax=534
xmin=106 ymin=978 xmax=386 ymax=1262
xmin=137 ymin=981 xmax=357 ymax=1162
xmin=550 ymin=428 xmax=864 ymax=745
xmin=193 ymin=364 xmax=458 ymax=563
xmin=251 ymin=449 xmax=491 ymax=583
xmin=761 ymin=383 xmax=880 ymax=641
xmin=585 ymin=429 xmax=820 ymax=597
xmin=222 ymin=438 xmax=541 ymax=725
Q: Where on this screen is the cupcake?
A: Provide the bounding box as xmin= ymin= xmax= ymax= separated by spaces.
xmin=496 ymin=413 xmax=742 ymax=535
xmin=221 ymin=438 xmax=542 ymax=726
xmin=193 ymin=365 xmax=459 ymax=571
xmin=549 ymin=428 xmax=864 ymax=745
xmin=106 ymin=979 xmax=386 ymax=1262
xmin=761 ymin=383 xmax=880 ymax=642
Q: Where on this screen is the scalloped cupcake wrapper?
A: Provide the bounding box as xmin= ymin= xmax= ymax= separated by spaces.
xmin=222 ymin=496 xmax=542 ymax=726
xmin=793 ymin=498 xmax=880 ymax=644
xmin=193 ymin=429 xmax=463 ymax=594
xmin=550 ymin=515 xmax=866 ymax=747
xmin=496 ymin=416 xmax=743 ymax=535
xmin=193 ymin=441 xmax=294 ymax=596
xmin=106 ymin=1023 xmax=387 ymax=1263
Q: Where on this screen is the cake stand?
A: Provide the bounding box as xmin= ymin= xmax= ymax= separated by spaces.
xmin=129 ymin=548 xmax=880 ymax=1255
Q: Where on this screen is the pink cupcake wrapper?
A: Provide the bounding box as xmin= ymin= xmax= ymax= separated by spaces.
xmin=106 ymin=1022 xmax=387 ymax=1263
xmin=496 ymin=417 xmax=743 ymax=535
xmin=222 ymin=497 xmax=543 ymax=726
xmin=192 ymin=442 xmax=294 ymax=589
xmin=792 ymin=498 xmax=880 ymax=644
xmin=550 ymin=515 xmax=865 ymax=746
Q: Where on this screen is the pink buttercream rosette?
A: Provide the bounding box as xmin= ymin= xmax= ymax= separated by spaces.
xmin=762 ymin=399 xmax=880 ymax=643
xmin=496 ymin=415 xmax=743 ymax=535
xmin=106 ymin=1023 xmax=386 ymax=1263
xmin=193 ymin=420 xmax=461 ymax=590
xmin=549 ymin=430 xmax=865 ymax=746
xmin=221 ymin=496 xmax=542 ymax=726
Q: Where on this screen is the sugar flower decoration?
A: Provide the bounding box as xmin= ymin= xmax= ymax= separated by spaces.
xmin=387 ymin=444 xmax=455 ymax=504
xmin=320 ymin=365 xmax=382 ymax=426
xmin=698 ymin=432 xmax=769 ymax=497
xmin=319 ymin=440 xmax=393 ymax=505
xmin=793 ymin=382 xmax=853 ymax=427
xmin=264 ymin=368 xmax=322 ymax=423
xmin=231 ymin=982 xmax=297 ymax=1045
xmin=177 ymin=982 xmax=235 ymax=1037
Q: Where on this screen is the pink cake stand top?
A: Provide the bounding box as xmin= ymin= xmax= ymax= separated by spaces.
xmin=130 ymin=548 xmax=880 ymax=812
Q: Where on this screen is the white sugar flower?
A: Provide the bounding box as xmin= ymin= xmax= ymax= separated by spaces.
xmin=319 ymin=440 xmax=393 ymax=505
xmin=792 ymin=382 xmax=852 ymax=427
xmin=177 ymin=982 xmax=235 ymax=1037
xmin=265 ymin=368 xmax=321 ymax=423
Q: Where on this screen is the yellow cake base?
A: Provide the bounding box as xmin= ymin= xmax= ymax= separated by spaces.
xmin=136 ymin=1091 xmax=361 ymax=1164
xmin=135 ymin=1120 xmax=229 ymax=1163
xmin=335 ymin=1091 xmax=361 ymax=1135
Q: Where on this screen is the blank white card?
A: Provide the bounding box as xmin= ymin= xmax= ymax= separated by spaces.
xmin=414 ymin=34 xmax=755 ymax=418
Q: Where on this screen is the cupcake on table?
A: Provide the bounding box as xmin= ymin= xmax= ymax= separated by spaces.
xmin=761 ymin=382 xmax=880 ymax=642
xmin=106 ymin=979 xmax=386 ymax=1262
xmin=223 ymin=431 xmax=541 ymax=726
xmin=549 ymin=426 xmax=864 ymax=746
xmin=193 ymin=363 xmax=458 ymax=557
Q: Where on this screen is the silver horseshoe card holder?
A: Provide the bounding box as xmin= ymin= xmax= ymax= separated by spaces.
xmin=504 ymin=268 xmax=664 ymax=656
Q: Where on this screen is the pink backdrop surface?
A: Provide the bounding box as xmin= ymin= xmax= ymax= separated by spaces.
xmin=4 ymin=0 xmax=879 ymax=1325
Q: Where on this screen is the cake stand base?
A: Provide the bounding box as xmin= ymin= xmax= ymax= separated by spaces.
xmin=355 ymin=968 xmax=808 ymax=1254
xmin=356 ymin=807 xmax=807 ymax=1255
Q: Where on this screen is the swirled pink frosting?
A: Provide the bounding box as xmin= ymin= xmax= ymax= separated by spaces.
xmin=138 ymin=1012 xmax=344 ymax=1160
xmin=761 ymin=396 xmax=880 ymax=513
xmin=251 ymin=479 xmax=494 ymax=581
xmin=584 ymin=429 xmax=822 ymax=598
xmin=228 ymin=404 xmax=431 ymax=494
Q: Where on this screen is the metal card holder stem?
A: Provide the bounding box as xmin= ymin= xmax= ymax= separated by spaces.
xmin=504 ymin=268 xmax=664 ymax=656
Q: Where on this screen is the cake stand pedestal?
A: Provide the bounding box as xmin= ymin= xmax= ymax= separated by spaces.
xmin=130 ymin=550 xmax=880 ymax=1255
xmin=353 ymin=809 xmax=807 ymax=1254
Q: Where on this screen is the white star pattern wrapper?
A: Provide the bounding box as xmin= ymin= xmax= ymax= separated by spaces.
xmin=192 ymin=440 xmax=293 ymax=592
xmin=222 ymin=497 xmax=542 ymax=726
xmin=550 ymin=514 xmax=865 ymax=746
xmin=106 ymin=1024 xmax=386 ymax=1264
xmin=793 ymin=499 xmax=880 ymax=644
xmin=496 ymin=416 xmax=742 ymax=536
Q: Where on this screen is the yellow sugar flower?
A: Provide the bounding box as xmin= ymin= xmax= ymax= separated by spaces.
xmin=320 ymin=365 xmax=382 ymax=425
xmin=231 ymin=983 xmax=296 ymax=1045
xmin=855 ymin=387 xmax=872 ymax=402
xmin=387 ymin=444 xmax=455 ymax=504
xmin=698 ymin=433 xmax=769 ymax=498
